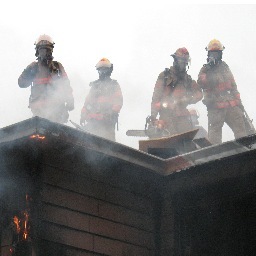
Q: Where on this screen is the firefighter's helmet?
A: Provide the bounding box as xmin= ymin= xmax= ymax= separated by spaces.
xmin=189 ymin=108 xmax=200 ymax=118
xmin=95 ymin=58 xmax=112 ymax=69
xmin=172 ymin=47 xmax=189 ymax=58
xmin=206 ymin=39 xmax=225 ymax=51
xmin=189 ymin=108 xmax=200 ymax=126
xmin=34 ymin=34 xmax=55 ymax=49
xmin=171 ymin=47 xmax=190 ymax=62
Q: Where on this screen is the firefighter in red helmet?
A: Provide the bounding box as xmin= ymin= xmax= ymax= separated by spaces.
xmin=151 ymin=48 xmax=203 ymax=136
xmin=18 ymin=34 xmax=74 ymax=123
xmin=80 ymin=58 xmax=123 ymax=141
xmin=197 ymin=39 xmax=247 ymax=144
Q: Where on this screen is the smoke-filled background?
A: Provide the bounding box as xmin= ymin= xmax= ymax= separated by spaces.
xmin=0 ymin=1 xmax=255 ymax=149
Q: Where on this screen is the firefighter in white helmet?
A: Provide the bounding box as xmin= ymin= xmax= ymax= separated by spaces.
xmin=197 ymin=39 xmax=247 ymax=144
xmin=18 ymin=34 xmax=74 ymax=123
xmin=80 ymin=58 xmax=123 ymax=141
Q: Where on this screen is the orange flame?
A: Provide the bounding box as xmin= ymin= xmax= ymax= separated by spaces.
xmin=13 ymin=216 xmax=21 ymax=234
xmin=22 ymin=210 xmax=29 ymax=240
xmin=30 ymin=134 xmax=46 ymax=140
xmin=12 ymin=194 xmax=31 ymax=242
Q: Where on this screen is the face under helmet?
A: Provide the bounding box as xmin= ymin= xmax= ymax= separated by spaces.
xmin=171 ymin=47 xmax=191 ymax=73
xmin=34 ymin=34 xmax=55 ymax=64
xmin=205 ymin=39 xmax=225 ymax=65
xmin=95 ymin=58 xmax=113 ymax=79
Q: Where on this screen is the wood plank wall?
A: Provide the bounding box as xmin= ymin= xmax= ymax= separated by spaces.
xmin=36 ymin=146 xmax=159 ymax=256
xmin=159 ymin=197 xmax=175 ymax=256
xmin=0 ymin=147 xmax=36 ymax=256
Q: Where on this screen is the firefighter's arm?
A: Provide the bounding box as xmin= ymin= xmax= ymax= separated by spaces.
xmin=100 ymin=84 xmax=122 ymax=123
xmin=80 ymin=92 xmax=92 ymax=125
xmin=80 ymin=87 xmax=95 ymax=125
xmin=58 ymin=62 xmax=74 ymax=111
xmin=225 ymin=63 xmax=241 ymax=101
xmin=80 ymin=103 xmax=89 ymax=126
xmin=18 ymin=62 xmax=37 ymax=88
xmin=151 ymin=74 xmax=165 ymax=119
xmin=189 ymin=80 xmax=203 ymax=104
xmin=177 ymin=79 xmax=203 ymax=107
xmin=111 ymin=83 xmax=123 ymax=113
xmin=80 ymin=106 xmax=87 ymax=125
xmin=56 ymin=62 xmax=69 ymax=80
xmin=197 ymin=66 xmax=209 ymax=89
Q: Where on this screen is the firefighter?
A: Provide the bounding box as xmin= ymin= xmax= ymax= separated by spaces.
xmin=18 ymin=34 xmax=74 ymax=123
xmin=197 ymin=39 xmax=247 ymax=144
xmin=80 ymin=58 xmax=123 ymax=141
xmin=188 ymin=108 xmax=208 ymax=139
xmin=151 ymin=48 xmax=203 ymax=136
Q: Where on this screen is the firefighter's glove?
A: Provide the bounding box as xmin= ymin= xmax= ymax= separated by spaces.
xmin=150 ymin=115 xmax=157 ymax=122
xmin=24 ymin=63 xmax=37 ymax=79
xmin=105 ymin=113 xmax=118 ymax=124
xmin=202 ymin=97 xmax=215 ymax=107
xmin=203 ymin=64 xmax=212 ymax=73
xmin=104 ymin=112 xmax=114 ymax=122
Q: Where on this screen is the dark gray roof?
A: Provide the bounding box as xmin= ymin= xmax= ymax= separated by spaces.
xmin=0 ymin=117 xmax=256 ymax=177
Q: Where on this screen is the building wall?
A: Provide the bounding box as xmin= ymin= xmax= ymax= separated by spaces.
xmin=159 ymin=198 xmax=175 ymax=256
xmin=35 ymin=142 xmax=160 ymax=256
xmin=1 ymin=130 xmax=256 ymax=256
xmin=0 ymin=138 xmax=162 ymax=256
xmin=0 ymin=141 xmax=38 ymax=256
xmin=161 ymin=150 xmax=256 ymax=256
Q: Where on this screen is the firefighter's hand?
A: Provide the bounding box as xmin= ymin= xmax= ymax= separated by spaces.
xmin=24 ymin=63 xmax=37 ymax=79
xmin=150 ymin=115 xmax=157 ymax=122
xmin=203 ymin=63 xmax=212 ymax=72
xmin=202 ymin=97 xmax=215 ymax=107
xmin=104 ymin=112 xmax=117 ymax=122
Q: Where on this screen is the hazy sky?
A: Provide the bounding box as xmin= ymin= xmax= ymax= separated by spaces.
xmin=0 ymin=1 xmax=256 ymax=148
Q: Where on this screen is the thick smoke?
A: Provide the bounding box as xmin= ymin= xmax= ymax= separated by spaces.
xmin=0 ymin=4 xmax=256 ymax=149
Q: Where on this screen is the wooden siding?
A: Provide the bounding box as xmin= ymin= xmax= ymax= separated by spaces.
xmin=2 ymin=118 xmax=256 ymax=256
xmin=35 ymin=144 xmax=158 ymax=255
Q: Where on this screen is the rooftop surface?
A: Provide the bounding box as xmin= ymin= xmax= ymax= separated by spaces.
xmin=1 ymin=117 xmax=256 ymax=177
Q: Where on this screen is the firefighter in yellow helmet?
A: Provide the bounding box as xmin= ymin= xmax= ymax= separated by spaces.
xmin=151 ymin=48 xmax=203 ymax=137
xmin=197 ymin=39 xmax=247 ymax=144
xmin=18 ymin=34 xmax=74 ymax=123
xmin=80 ymin=58 xmax=123 ymax=141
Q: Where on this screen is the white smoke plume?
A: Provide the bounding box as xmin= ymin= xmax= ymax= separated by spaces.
xmin=0 ymin=2 xmax=256 ymax=148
